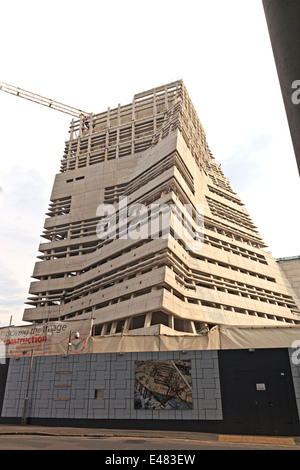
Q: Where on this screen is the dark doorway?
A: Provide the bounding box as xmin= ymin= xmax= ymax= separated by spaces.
xmin=218 ymin=349 xmax=300 ymax=435
xmin=0 ymin=359 xmax=9 ymax=416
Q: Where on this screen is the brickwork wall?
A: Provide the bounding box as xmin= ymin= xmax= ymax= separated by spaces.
xmin=1 ymin=350 xmax=223 ymax=421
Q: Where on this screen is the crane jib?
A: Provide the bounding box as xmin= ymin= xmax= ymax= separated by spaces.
xmin=0 ymin=81 xmax=91 ymax=119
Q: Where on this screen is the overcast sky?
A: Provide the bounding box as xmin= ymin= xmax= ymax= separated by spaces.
xmin=0 ymin=0 xmax=299 ymax=326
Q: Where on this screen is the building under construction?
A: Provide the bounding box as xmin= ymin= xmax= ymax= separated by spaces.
xmin=1 ymin=81 xmax=300 ymax=436
xmin=22 ymin=80 xmax=300 ymax=332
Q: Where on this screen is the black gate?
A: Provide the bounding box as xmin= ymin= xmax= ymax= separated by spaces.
xmin=0 ymin=359 xmax=9 ymax=417
xmin=218 ymin=348 xmax=300 ymax=435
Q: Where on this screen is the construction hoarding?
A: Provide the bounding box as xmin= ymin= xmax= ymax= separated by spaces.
xmin=0 ymin=319 xmax=92 ymax=358
xmin=1 ymin=321 xmax=300 ymax=358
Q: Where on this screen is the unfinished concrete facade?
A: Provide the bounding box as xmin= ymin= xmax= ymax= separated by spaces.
xmin=23 ymin=80 xmax=300 ymax=333
xmin=277 ymin=256 xmax=300 ymax=307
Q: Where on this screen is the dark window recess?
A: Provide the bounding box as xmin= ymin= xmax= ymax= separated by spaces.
xmin=130 ymin=315 xmax=146 ymax=330
xmin=67 ymin=176 xmax=85 ymax=182
xmin=93 ymin=324 xmax=103 ymax=336
xmin=116 ymin=319 xmax=125 ymax=333
xmin=174 ymin=317 xmax=185 ymax=332
xmin=151 ymin=311 xmax=169 ymax=326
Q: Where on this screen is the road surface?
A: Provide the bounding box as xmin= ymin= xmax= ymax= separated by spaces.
xmin=0 ymin=434 xmax=298 ymax=451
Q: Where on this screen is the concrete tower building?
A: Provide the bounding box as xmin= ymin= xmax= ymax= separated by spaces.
xmin=23 ymin=81 xmax=300 ymax=333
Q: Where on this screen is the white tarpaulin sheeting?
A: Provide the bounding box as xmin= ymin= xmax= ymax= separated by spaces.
xmin=89 ymin=324 xmax=300 ymax=353
xmin=219 ymin=325 xmax=300 ymax=350
xmin=1 ymin=320 xmax=300 ymax=357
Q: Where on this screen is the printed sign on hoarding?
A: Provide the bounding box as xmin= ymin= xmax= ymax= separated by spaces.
xmin=0 ymin=320 xmax=92 ymax=357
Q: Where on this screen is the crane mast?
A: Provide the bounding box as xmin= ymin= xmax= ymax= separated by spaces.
xmin=0 ymin=81 xmax=90 ymax=118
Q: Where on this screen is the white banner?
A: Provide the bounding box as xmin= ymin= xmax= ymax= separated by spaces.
xmin=0 ymin=319 xmax=92 ymax=358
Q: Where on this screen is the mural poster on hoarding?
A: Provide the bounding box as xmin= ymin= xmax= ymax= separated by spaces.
xmin=0 ymin=319 xmax=92 ymax=357
xmin=134 ymin=360 xmax=193 ymax=410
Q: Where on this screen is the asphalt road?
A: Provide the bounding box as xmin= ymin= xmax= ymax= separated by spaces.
xmin=0 ymin=434 xmax=298 ymax=451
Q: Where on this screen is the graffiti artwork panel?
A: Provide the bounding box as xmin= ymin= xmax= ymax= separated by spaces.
xmin=134 ymin=360 xmax=193 ymax=410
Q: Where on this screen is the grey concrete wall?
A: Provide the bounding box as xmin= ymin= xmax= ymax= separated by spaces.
xmin=1 ymin=350 xmax=223 ymax=422
xmin=262 ymin=0 xmax=300 ymax=175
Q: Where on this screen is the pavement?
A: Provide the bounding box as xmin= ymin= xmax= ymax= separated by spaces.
xmin=0 ymin=424 xmax=299 ymax=447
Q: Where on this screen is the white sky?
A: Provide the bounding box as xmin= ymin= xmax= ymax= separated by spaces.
xmin=0 ymin=0 xmax=299 ymax=326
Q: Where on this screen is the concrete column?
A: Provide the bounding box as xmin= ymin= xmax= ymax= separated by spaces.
xmin=262 ymin=0 xmax=300 ymax=176
xmin=67 ymin=119 xmax=75 ymax=165
xmin=116 ymin=104 xmax=120 ymax=158
xmin=105 ymin=107 xmax=110 ymax=161
xmin=131 ymin=98 xmax=135 ymax=154
xmin=87 ymin=113 xmax=93 ymax=165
